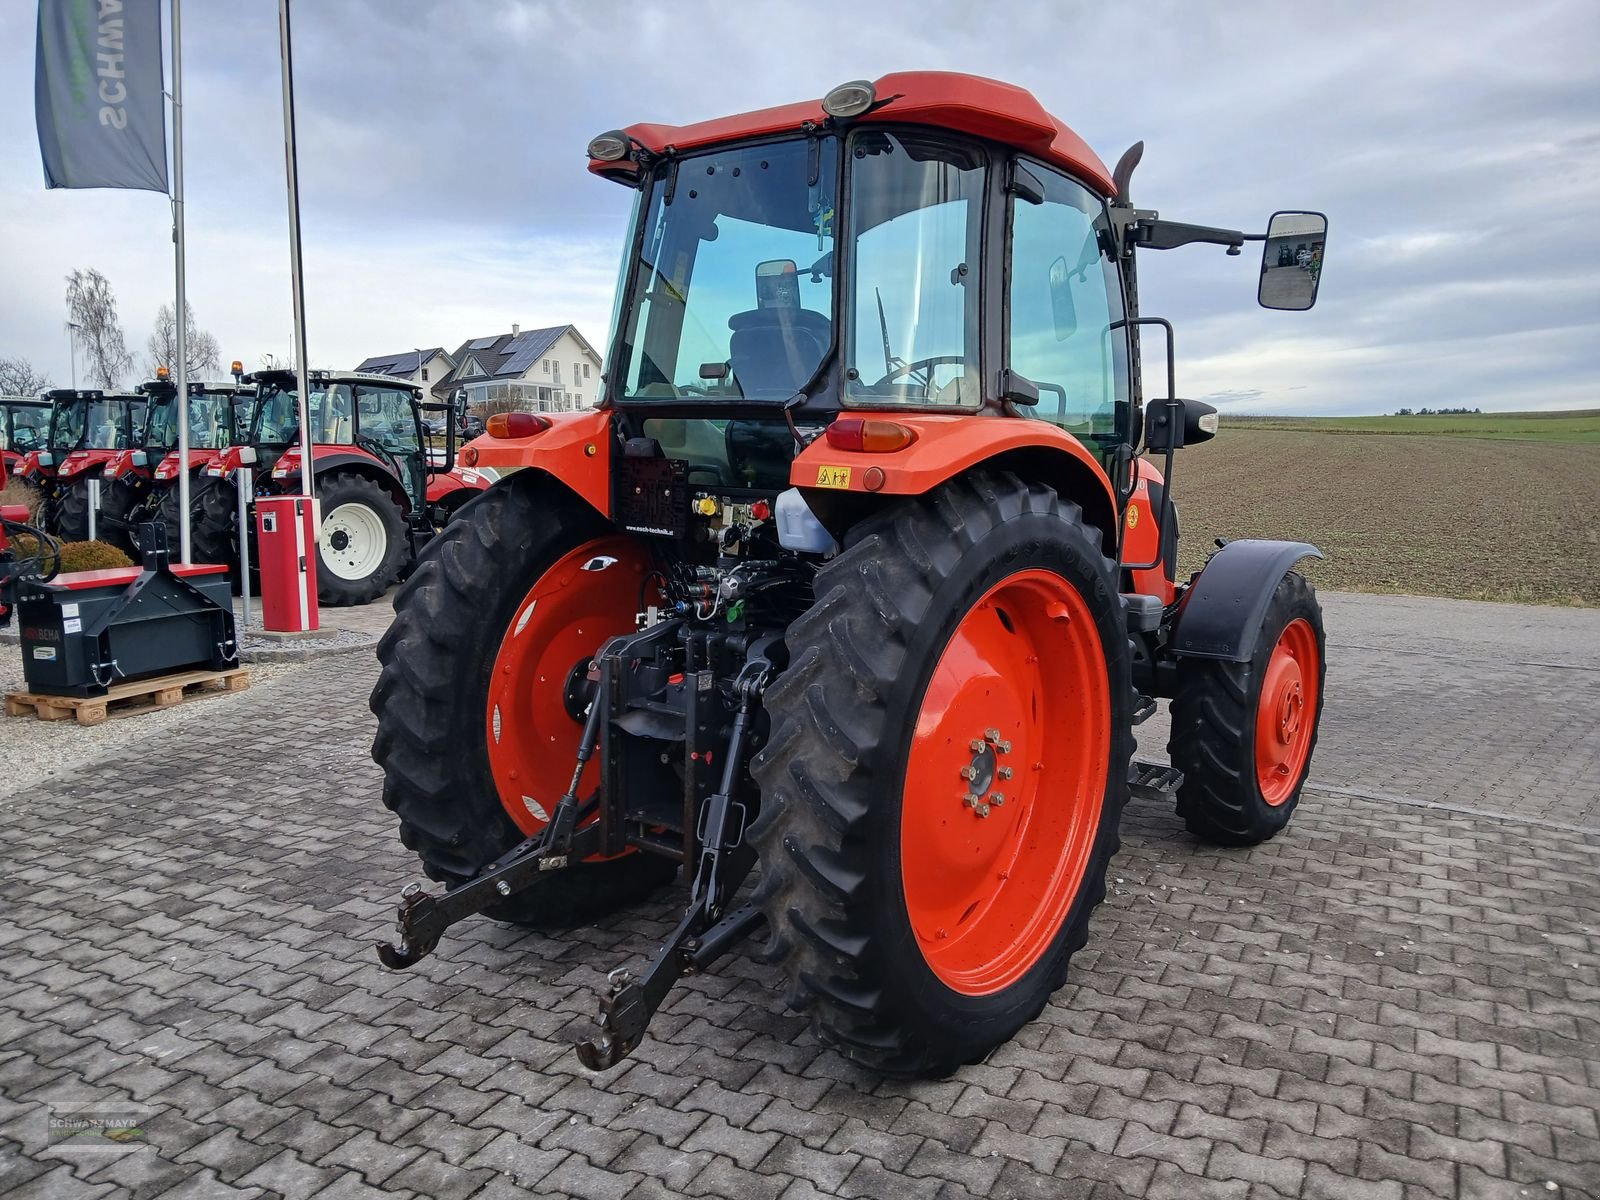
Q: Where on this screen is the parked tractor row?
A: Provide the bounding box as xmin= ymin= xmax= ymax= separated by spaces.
xmin=1 ymin=369 xmax=488 ymax=605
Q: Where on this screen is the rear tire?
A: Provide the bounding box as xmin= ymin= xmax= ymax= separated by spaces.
xmin=1167 ymin=571 xmax=1325 ymax=845
xmin=750 ymin=472 xmax=1134 ymax=1076
xmin=369 ymin=480 xmax=676 ymax=929
xmin=315 ymin=472 xmax=407 ymax=607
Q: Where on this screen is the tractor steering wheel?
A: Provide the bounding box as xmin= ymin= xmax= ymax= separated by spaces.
xmin=873 ymin=355 xmax=968 ymax=393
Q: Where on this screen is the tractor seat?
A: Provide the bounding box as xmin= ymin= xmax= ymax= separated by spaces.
xmin=727 ymin=308 xmax=830 ymax=401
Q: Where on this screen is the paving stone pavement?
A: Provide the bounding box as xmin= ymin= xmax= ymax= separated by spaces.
xmin=1 ymin=591 xmax=1597 ymax=1199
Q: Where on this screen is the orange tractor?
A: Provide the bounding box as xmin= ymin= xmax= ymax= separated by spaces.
xmin=372 ymin=72 xmax=1329 ymax=1076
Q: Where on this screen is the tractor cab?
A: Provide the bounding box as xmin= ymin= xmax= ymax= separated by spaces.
xmin=135 ymin=377 xmax=253 ymax=482
xmin=1 ymin=397 xmax=51 ymax=474
xmin=39 ymin=390 xmax=146 ymax=476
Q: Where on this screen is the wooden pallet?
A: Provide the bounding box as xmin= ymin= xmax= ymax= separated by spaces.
xmin=4 ymin=667 xmax=250 ymax=727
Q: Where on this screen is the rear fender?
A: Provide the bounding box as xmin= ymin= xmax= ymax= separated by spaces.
xmin=1169 ymin=539 xmax=1323 ymax=661
xmin=463 ymin=407 xmax=611 ymax=521
xmin=790 ymin=414 xmax=1120 ymax=554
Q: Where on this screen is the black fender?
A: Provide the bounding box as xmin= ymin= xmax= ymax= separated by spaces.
xmin=1170 ymin=539 xmax=1323 ymax=661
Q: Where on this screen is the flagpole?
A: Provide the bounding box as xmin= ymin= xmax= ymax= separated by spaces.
xmin=277 ymin=0 xmax=315 ymax=505
xmin=170 ymin=0 xmax=191 ymax=564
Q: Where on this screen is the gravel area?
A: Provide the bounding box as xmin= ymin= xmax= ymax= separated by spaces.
xmin=0 ymin=651 xmax=306 ymax=797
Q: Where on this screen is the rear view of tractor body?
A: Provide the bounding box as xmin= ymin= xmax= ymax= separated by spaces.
xmin=370 ymin=72 xmax=1330 ymax=1075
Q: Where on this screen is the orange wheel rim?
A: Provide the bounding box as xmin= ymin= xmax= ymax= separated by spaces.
xmin=485 ymin=536 xmax=654 ymax=837
xmin=1254 ymin=617 xmax=1319 ymax=806
xmin=900 ymin=569 xmax=1110 ymax=996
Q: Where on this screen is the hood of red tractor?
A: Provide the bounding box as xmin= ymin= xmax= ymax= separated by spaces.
xmin=56 ymin=449 xmax=120 ymax=480
xmin=425 ymin=464 xmax=492 ymax=504
xmin=155 ymin=448 xmax=223 ymax=480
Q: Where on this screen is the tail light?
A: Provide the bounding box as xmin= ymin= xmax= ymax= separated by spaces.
xmin=487 ymin=413 xmax=550 ymax=439
xmin=825 ymin=417 xmax=917 ymax=453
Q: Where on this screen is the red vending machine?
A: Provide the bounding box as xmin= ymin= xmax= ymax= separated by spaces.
xmin=256 ymin=495 xmax=320 ymax=633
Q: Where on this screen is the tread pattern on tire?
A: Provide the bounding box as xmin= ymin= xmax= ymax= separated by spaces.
xmin=748 ymin=471 xmax=1135 ymax=1076
xmin=316 ymin=473 xmax=408 ymax=607
xmin=1167 ymin=570 xmax=1325 ymax=846
xmin=368 ymin=478 xmax=674 ymax=929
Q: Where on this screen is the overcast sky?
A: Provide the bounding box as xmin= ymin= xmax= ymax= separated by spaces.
xmin=2 ymin=0 xmax=1596 ymax=415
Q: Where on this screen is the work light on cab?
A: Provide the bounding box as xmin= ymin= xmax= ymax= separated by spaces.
xmin=486 ymin=412 xmax=550 ymax=439
xmin=821 ymin=79 xmax=876 ymax=118
xmin=587 ymin=130 xmax=630 ymax=162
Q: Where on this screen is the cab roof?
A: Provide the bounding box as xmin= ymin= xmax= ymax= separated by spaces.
xmin=589 ymin=71 xmax=1115 ymax=196
xmin=246 ymin=368 xmax=421 ymax=394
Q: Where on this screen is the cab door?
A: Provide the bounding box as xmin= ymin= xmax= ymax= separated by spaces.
xmin=354 ymin=385 xmax=426 ymax=510
xmin=1004 ymin=159 xmax=1132 ymax=466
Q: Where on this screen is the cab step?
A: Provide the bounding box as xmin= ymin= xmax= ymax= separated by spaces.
xmin=1128 ymin=759 xmax=1183 ymax=801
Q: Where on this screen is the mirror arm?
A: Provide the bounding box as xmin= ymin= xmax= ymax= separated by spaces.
xmin=1131 ymin=218 xmax=1247 ymax=254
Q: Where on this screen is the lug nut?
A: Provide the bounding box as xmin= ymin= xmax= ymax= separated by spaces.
xmin=977 ymin=803 xmax=991 ymax=818
xmin=963 ymin=793 xmax=980 ymax=808
xmin=496 ymin=880 xmax=511 ymax=896
xmin=959 ymin=766 xmax=977 ymax=781
xmin=990 ymin=793 xmax=1005 ymax=806
xmin=998 ymin=767 xmax=1014 ymax=781
xmin=970 ymin=739 xmax=986 ymax=752
xmin=985 ymin=728 xmax=1001 ymax=741
xmin=998 ymin=740 xmax=1013 ymax=755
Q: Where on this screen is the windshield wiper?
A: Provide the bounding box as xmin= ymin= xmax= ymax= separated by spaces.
xmin=876 ymin=288 xmax=905 ymax=379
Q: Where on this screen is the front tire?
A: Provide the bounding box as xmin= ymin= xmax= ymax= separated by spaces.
xmin=750 ymin=472 xmax=1134 ymax=1076
xmin=1167 ymin=571 xmax=1325 ymax=845
xmin=154 ymin=476 xmax=239 ymax=575
xmin=315 ymin=473 xmax=408 ymax=607
xmin=369 ymin=480 xmax=676 ymax=928
xmin=52 ymin=478 xmax=95 ymax=542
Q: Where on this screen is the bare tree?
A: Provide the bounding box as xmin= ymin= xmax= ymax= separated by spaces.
xmin=0 ymin=356 xmax=53 ymax=396
xmin=145 ymin=301 xmax=221 ymax=379
xmin=258 ymin=352 xmax=294 ymax=370
xmin=65 ymin=268 xmax=134 ymax=389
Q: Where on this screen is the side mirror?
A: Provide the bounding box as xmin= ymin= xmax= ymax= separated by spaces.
xmin=1259 ymin=211 xmax=1327 ymax=311
xmin=1143 ymin=397 xmax=1219 ymax=451
xmin=755 ymin=259 xmax=800 ymax=309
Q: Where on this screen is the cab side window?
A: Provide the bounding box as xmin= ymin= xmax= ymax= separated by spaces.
xmin=1007 ymin=163 xmax=1129 ymax=450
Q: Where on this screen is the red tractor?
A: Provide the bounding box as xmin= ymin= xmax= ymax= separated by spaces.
xmin=371 ymin=73 xmax=1330 ymax=1076
xmin=1 ymin=445 xmax=60 ymax=627
xmin=15 ymin=389 xmax=148 ymax=542
xmin=231 ymin=369 xmax=486 ymax=604
xmin=1 ymin=397 xmax=51 ymax=480
xmin=91 ymin=375 xmax=255 ymax=556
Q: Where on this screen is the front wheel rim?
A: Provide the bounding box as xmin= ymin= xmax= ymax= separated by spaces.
xmin=900 ymin=569 xmax=1111 ymax=996
xmin=1255 ymin=617 xmax=1320 ymax=805
xmin=320 ymin=501 xmax=388 ymax=580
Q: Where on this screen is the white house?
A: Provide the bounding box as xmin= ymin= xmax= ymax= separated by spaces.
xmin=352 ymin=347 xmax=456 ymax=393
xmin=432 ymin=325 xmax=604 ymax=414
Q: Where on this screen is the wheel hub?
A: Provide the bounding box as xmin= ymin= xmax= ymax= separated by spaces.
xmin=329 ymin=529 xmax=350 ymax=552
xmin=958 ymin=731 xmax=1014 ymax=818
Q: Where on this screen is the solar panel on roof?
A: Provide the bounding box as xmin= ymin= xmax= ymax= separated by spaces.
xmin=468 ymin=336 xmax=497 ymax=350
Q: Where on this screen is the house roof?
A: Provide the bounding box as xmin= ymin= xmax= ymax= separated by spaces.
xmin=355 ymin=347 xmax=450 ymax=377
xmin=438 ymin=325 xmax=599 ymax=392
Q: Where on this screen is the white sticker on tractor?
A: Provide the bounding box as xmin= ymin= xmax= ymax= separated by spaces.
xmin=63 ymin=618 xmax=82 ymax=634
xmin=33 ymin=647 xmax=57 ymax=661
xmin=61 ymin=603 xmax=80 ymax=618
